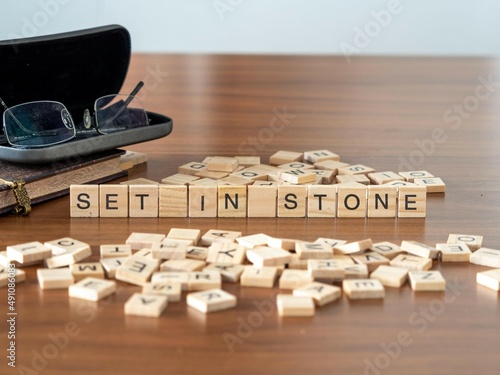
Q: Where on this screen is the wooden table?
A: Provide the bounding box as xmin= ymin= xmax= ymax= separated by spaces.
xmin=2 ymin=54 xmax=500 ymax=375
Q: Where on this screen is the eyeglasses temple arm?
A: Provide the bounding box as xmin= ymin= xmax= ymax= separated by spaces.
xmin=123 ymin=81 xmax=144 ymax=109
xmin=0 ymin=97 xmax=29 ymax=136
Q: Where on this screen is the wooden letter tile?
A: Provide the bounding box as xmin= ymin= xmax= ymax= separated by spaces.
xmin=186 ymin=246 xmax=209 ymax=260
xmin=436 ymin=243 xmax=471 ymax=262
xmin=246 ymin=246 xmax=292 ymax=267
xmin=343 ymin=279 xmax=385 ymax=300
xmin=70 ymin=262 xmax=105 ymax=282
xmin=201 ymin=229 xmax=242 ymax=246
xmin=447 ymin=234 xmax=483 ymax=252
xmin=207 ymin=157 xmax=239 ymax=172
xmin=167 ymin=228 xmax=201 ymax=244
xmin=278 ymin=169 xmax=316 ymax=184
xmin=334 ymin=239 xmax=373 ymax=255
xmin=100 ymin=244 xmax=132 ymax=259
xmin=6 ymin=241 xmax=51 ymax=264
xmin=390 ymin=254 xmax=432 ymax=271
xmin=37 ymin=268 xmax=74 ymax=289
xmin=99 ymin=184 xmax=128 ymax=217
xmin=351 ymin=252 xmax=390 ymax=272
xmin=161 ymin=173 xmax=200 ymax=185
xmin=203 ymin=263 xmax=245 ymax=283
xmin=342 ymin=264 xmax=369 ymax=279
xmin=338 ymin=164 xmax=375 ymax=176
xmin=279 ymin=269 xmax=314 ymax=289
xmin=44 ymin=238 xmax=92 ymax=269
xmin=125 ymin=232 xmax=165 ymax=250
xmin=304 ymin=150 xmax=340 ymax=163
xmin=152 ymin=272 xmax=190 ymax=291
xmin=476 ymin=269 xmax=500 ymax=291
xmin=240 ymin=266 xmax=278 ymax=288
xmin=337 ymin=184 xmax=367 ymax=218
xmin=217 ymin=185 xmax=247 ymax=217
xmin=307 ymin=185 xmax=337 ymax=218
xmin=189 ymin=185 xmax=218 ymax=217
xmin=68 ymin=277 xmax=116 ymax=301
xmin=470 ymin=247 xmax=500 ymax=268
xmin=207 ymin=242 xmax=247 ymax=264
xmin=398 ymin=186 xmax=426 ymax=218
xmin=398 ymin=170 xmax=434 ymax=182
xmin=151 ymin=239 xmax=191 ymax=260
xmin=236 ymin=233 xmax=272 ymax=249
xmin=124 ymin=293 xmax=168 ymax=317
xmin=159 ymin=185 xmax=188 ymax=218
xmin=187 ymin=288 xmax=237 ymax=313
xmin=277 ymin=185 xmax=307 ymax=217
xmin=160 ymin=259 xmax=206 ymax=272
xmin=401 ymin=240 xmax=439 ymax=259
xmin=370 ymin=265 xmax=409 ymax=288
xmin=367 ymin=185 xmax=397 ymax=218
xmin=413 ymin=177 xmax=446 ymax=193
xmin=178 ymin=161 xmax=207 ymax=176
xmin=70 ymin=185 xmax=99 ymax=218
xmin=308 ymin=259 xmax=345 ymax=280
xmin=276 ymin=294 xmax=315 ymax=317
xmin=269 ymin=151 xmax=303 ymax=165
xmin=142 ymin=282 xmax=182 ymax=302
xmin=116 ymin=256 xmax=159 ymax=286
xmin=293 ymin=282 xmax=342 ymax=306
xmin=367 ymin=171 xmax=404 ymax=185
xmin=296 ymin=242 xmax=333 ymax=260
xmin=128 ymin=185 xmax=159 ymax=217
xmin=408 ymin=271 xmax=446 ymax=291
xmin=247 ymin=185 xmax=277 ymax=217
xmin=100 ymin=257 xmax=129 ymax=279
xmin=370 ymin=242 xmax=404 ymax=260
xmin=187 ymin=271 xmax=222 ymax=291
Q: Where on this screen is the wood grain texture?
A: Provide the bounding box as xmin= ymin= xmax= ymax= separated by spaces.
xmin=1 ymin=54 xmax=500 ymax=375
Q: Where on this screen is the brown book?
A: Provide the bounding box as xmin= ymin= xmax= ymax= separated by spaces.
xmin=0 ymin=149 xmax=128 ymax=215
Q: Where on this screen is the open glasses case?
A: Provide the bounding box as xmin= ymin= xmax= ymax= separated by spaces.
xmin=0 ymin=25 xmax=173 ymax=164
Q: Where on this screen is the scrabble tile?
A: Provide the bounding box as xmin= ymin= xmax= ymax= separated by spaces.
xmin=307 ymin=259 xmax=345 ymax=280
xmin=295 ymin=242 xmax=333 ymax=260
xmin=293 ymin=282 xmax=342 ymax=306
xmin=132 ymin=249 xmax=162 ymax=267
xmin=436 ymin=243 xmax=471 ymax=262
xmin=351 ymin=252 xmax=391 ymax=272
xmin=142 ymin=282 xmax=182 ymax=302
xmin=159 ymin=185 xmax=188 ymax=218
xmin=367 ymin=185 xmax=397 ymax=218
xmin=343 ymin=279 xmax=385 ymax=300
xmin=338 ymin=164 xmax=375 ymax=176
xmin=0 ymin=267 xmax=25 ymax=287
xmin=247 ymin=185 xmax=277 ymax=217
xmin=315 ymin=238 xmax=347 ymax=251
xmin=44 ymin=238 xmax=92 ymax=269
xmin=278 ymin=162 xmax=315 ymax=170
xmin=370 ymin=265 xmax=409 ymax=288
xmin=276 ymin=294 xmax=315 ymax=317
xmin=188 ymin=271 xmax=222 ymax=291
xmin=151 ymin=239 xmax=191 ymax=260
xmin=178 ymin=161 xmax=207 ymax=176
xmin=120 ymin=178 xmax=159 ymax=186
xmin=160 ymin=259 xmax=206 ymax=272
xmin=100 ymin=244 xmax=132 ymax=259
xmin=206 ymin=243 xmax=247 ymax=264
xmin=268 ymin=237 xmax=303 ymax=251
xmin=309 ymin=169 xmax=336 ymax=184
xmin=413 ymin=177 xmax=446 ymax=193
xmin=115 ymin=256 xmax=159 ymax=286
xmin=307 ymin=185 xmax=337 ymax=218
xmin=278 ymin=169 xmax=316 ymax=184
xmin=217 ymin=185 xmax=247 ymax=217
xmin=187 ymin=289 xmax=237 ymax=313
xmin=370 ymin=242 xmax=404 ymax=260
xmin=447 ymin=234 xmax=483 ymax=252
xmin=120 ymin=151 xmax=147 ymax=167
xmin=269 ymin=151 xmax=303 ymax=165
xmin=125 ymin=233 xmax=165 ymax=250
xmin=398 ymin=170 xmax=434 ymax=182
xmin=367 ymin=171 xmax=405 ymax=185
xmin=152 ymin=272 xmax=190 ymax=291
xmin=231 ymin=167 xmax=269 ymax=181
xmin=383 ymin=180 xmax=416 ymax=188
xmin=218 ymin=176 xmax=255 ymax=186
xmin=236 ymin=233 xmax=272 ymax=249
xmin=188 ymin=185 xmax=218 ymax=217
xmin=246 ymin=246 xmax=292 ymax=267
xmin=470 ymin=248 xmax=500 ymax=268
xmin=37 ymin=268 xmax=74 ymax=289
xmin=207 ymin=156 xmax=239 ymax=172
xmin=277 ymin=185 xmax=307 ymax=217
xmin=161 ymin=173 xmax=200 ymax=185
xmin=476 ymin=269 xmax=500 ymax=291
xmin=201 ymin=229 xmax=242 ymax=246
xmin=398 ymin=186 xmax=426 ymax=218
xmin=240 ymin=266 xmax=278 ymax=288
xmin=408 ymin=271 xmax=446 ymax=291
xmin=70 ymin=185 xmax=99 ymax=218
xmin=6 ymin=241 xmax=51 ymax=264
xmin=194 ymin=170 xmax=229 ymax=180
xmin=188 ymin=178 xmax=219 ymax=186
xmin=313 ymin=160 xmax=349 ymax=174
xmin=336 ymin=174 xmax=370 ymax=185
xmin=288 ymin=255 xmax=309 ymax=270
xmin=342 ymin=264 xmax=369 ymax=279
xmin=279 ymin=269 xmax=314 ymax=289
xmin=124 ymin=293 xmax=168 ymax=317
xmin=167 ymin=228 xmax=201 ymax=244
xmin=0 ymin=251 xmax=39 ymax=268
xmin=129 ymin=185 xmax=159 ymax=217
xmin=400 ymin=241 xmax=439 ymax=259
xmin=304 ymin=150 xmax=340 ymax=163
xmin=186 ymin=246 xmax=209 ymax=260
xmin=390 ymin=254 xmax=432 ymax=271
xmin=68 ymin=277 xmax=116 ymax=301
xmin=334 ymin=239 xmax=373 ymax=255
xmin=100 ymin=257 xmax=129 ymax=279
xmin=70 ymin=262 xmax=105 ymax=282
xmin=235 ymin=156 xmax=261 ymax=166
xmin=99 ymin=184 xmax=128 ymax=217
xmin=337 ymin=184 xmax=367 ymax=218
xmin=203 ymin=263 xmax=245 ymax=283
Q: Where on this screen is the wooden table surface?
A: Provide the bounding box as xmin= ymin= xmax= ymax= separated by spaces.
xmin=1 ymin=54 xmax=500 ymax=375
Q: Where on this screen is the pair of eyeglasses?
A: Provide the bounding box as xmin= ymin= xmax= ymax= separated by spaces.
xmin=0 ymin=82 xmax=148 ymax=148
